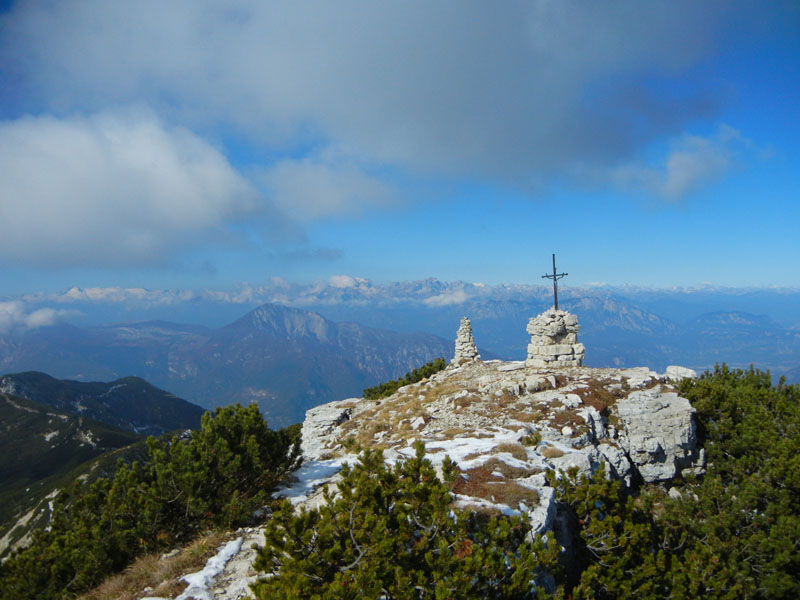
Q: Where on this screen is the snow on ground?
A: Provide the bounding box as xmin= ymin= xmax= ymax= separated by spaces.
xmin=141 ymin=537 xmax=243 ymax=600
xmin=274 ymin=457 xmax=355 ymax=505
xmin=141 ymin=359 xmax=700 ymax=598
xmin=405 ymin=429 xmax=521 ymax=468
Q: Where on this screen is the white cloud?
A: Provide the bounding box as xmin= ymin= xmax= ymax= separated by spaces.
xmin=1 ymin=1 xmax=767 ymax=189
xmin=57 ymin=286 xmax=196 ymax=304
xmin=0 ymin=301 xmax=76 ymax=331
xmin=0 ymin=110 xmax=259 ymax=267
xmin=329 ymin=275 xmax=358 ymax=289
xmin=609 ymin=125 xmax=752 ymax=200
xmin=423 ymin=290 xmax=470 ymax=307
xmin=259 ymin=153 xmax=395 ymax=221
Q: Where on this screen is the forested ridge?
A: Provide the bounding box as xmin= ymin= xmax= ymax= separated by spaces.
xmin=1 ymin=365 xmax=798 ymax=599
xmin=0 ymin=404 xmax=300 ymax=600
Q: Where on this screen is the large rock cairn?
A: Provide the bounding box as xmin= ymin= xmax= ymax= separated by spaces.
xmin=452 ymin=317 xmax=480 ymax=364
xmin=525 ymin=308 xmax=585 ymax=368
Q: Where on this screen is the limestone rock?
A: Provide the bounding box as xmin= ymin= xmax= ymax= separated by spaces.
xmin=452 ymin=317 xmax=480 ymax=364
xmin=665 ymin=365 xmax=698 ymax=382
xmin=525 ymin=308 xmax=585 ymax=368
xmin=597 ymin=443 xmax=632 ymax=485
xmin=301 ymin=399 xmax=354 ymax=460
xmin=615 ymin=388 xmax=703 ymax=482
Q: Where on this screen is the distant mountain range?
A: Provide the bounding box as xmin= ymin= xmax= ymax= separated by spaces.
xmin=0 ymin=304 xmax=452 ymax=426
xmin=2 ymin=282 xmax=798 ymax=428
xmin=276 ymin=284 xmax=800 ymax=383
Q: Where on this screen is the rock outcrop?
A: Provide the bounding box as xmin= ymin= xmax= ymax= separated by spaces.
xmin=176 ymin=357 xmax=705 ymax=597
xmin=665 ymin=365 xmax=698 ymax=383
xmin=616 ymin=388 xmax=704 ymax=482
xmin=452 ymin=317 xmax=480 ymax=364
xmin=525 ymin=309 xmax=585 ymax=368
xmin=294 ymin=359 xmax=703 ymax=535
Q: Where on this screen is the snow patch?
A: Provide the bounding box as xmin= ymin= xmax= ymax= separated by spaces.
xmin=274 ymin=458 xmax=356 ymax=505
xmin=142 ymin=537 xmax=243 ymax=600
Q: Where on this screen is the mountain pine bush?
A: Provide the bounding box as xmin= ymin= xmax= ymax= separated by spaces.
xmin=363 ymin=357 xmax=447 ymax=400
xmin=553 ymin=365 xmax=800 ymax=599
xmin=251 ymin=443 xmax=561 ymax=599
xmin=0 ymin=403 xmax=301 ymax=600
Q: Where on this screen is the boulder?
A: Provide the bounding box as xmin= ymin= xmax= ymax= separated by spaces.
xmin=665 ymin=365 xmax=698 ymax=382
xmin=615 ymin=388 xmax=703 ymax=482
xmin=301 ymin=399 xmax=354 ymax=460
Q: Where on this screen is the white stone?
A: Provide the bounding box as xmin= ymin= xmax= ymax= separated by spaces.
xmin=301 ymin=399 xmax=355 ymax=460
xmin=665 ymin=365 xmax=698 ymax=382
xmin=615 ymin=388 xmax=703 ymax=482
xmin=525 ymin=375 xmax=546 ymax=392
xmin=410 ymin=416 xmax=426 ymax=430
xmin=597 ymin=443 xmax=632 ymax=485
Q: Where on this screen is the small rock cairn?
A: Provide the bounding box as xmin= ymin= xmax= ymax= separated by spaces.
xmin=525 ymin=308 xmax=585 ymax=368
xmin=452 ymin=317 xmax=480 ymax=364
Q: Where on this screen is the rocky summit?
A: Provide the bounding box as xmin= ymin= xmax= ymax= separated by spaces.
xmin=140 ymin=311 xmax=704 ymax=598
xmin=300 ymin=357 xmax=703 ymax=532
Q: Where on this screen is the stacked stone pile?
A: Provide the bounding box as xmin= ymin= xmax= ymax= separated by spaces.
xmin=525 ymin=308 xmax=585 ymax=368
xmin=452 ymin=317 xmax=480 ymax=364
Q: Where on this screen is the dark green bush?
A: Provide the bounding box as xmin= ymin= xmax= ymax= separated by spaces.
xmin=252 ymin=443 xmax=561 ymax=599
xmin=0 ymin=403 xmax=301 ymax=600
xmin=363 ymin=357 xmax=447 ymax=400
xmin=553 ymin=365 xmax=800 ymax=599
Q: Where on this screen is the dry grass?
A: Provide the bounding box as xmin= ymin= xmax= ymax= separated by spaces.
xmin=540 ymin=446 xmax=565 ymax=459
xmin=79 ymin=530 xmax=234 ymax=600
xmin=493 ymin=443 xmax=528 ymax=461
xmin=506 ymin=403 xmax=547 ymax=424
xmin=551 ymin=408 xmax=587 ymax=432
xmin=424 ymin=383 xmax=469 ymax=404
xmin=572 ymin=379 xmax=623 ymax=415
xmin=440 ymin=427 xmax=469 ymax=438
xmin=453 ymin=466 xmax=539 ymax=508
xmin=481 ymin=457 xmax=541 ymax=479
xmin=455 ymin=502 xmax=504 ymax=518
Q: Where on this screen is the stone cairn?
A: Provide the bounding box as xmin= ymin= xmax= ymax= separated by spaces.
xmin=525 ymin=308 xmax=585 ymax=368
xmin=452 ymin=317 xmax=480 ymax=364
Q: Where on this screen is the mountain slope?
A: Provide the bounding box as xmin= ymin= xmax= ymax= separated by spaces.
xmin=163 ymin=304 xmax=452 ymax=425
xmin=0 ymin=305 xmax=452 ymax=426
xmin=0 ymin=392 xmax=144 ymax=556
xmin=0 ymin=371 xmax=204 ymax=435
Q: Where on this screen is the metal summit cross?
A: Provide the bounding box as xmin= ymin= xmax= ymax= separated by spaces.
xmin=542 ymin=253 xmax=567 ymax=310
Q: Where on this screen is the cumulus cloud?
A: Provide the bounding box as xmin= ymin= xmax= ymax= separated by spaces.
xmin=1 ymin=1 xmax=768 ymax=190
xmin=259 ymin=153 xmax=396 ymax=221
xmin=609 ymin=125 xmax=753 ymax=200
xmin=423 ymin=290 xmax=470 ymax=307
xmin=0 ymin=301 xmax=76 ymax=332
xmin=329 ymin=274 xmax=358 ymax=289
xmin=0 ymin=110 xmax=259 ymax=267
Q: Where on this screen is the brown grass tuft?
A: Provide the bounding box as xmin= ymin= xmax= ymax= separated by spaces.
xmin=79 ymin=531 xmax=234 ymax=600
xmin=453 ymin=466 xmax=539 ymax=508
xmin=572 ymin=379 xmax=622 ymax=414
xmin=540 ymin=445 xmax=565 ymax=459
xmin=493 ymin=443 xmax=528 ymax=461
xmin=481 ymin=457 xmax=541 ymax=479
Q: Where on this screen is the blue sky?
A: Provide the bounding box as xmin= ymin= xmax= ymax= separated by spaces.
xmin=0 ymin=1 xmax=798 ymax=296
